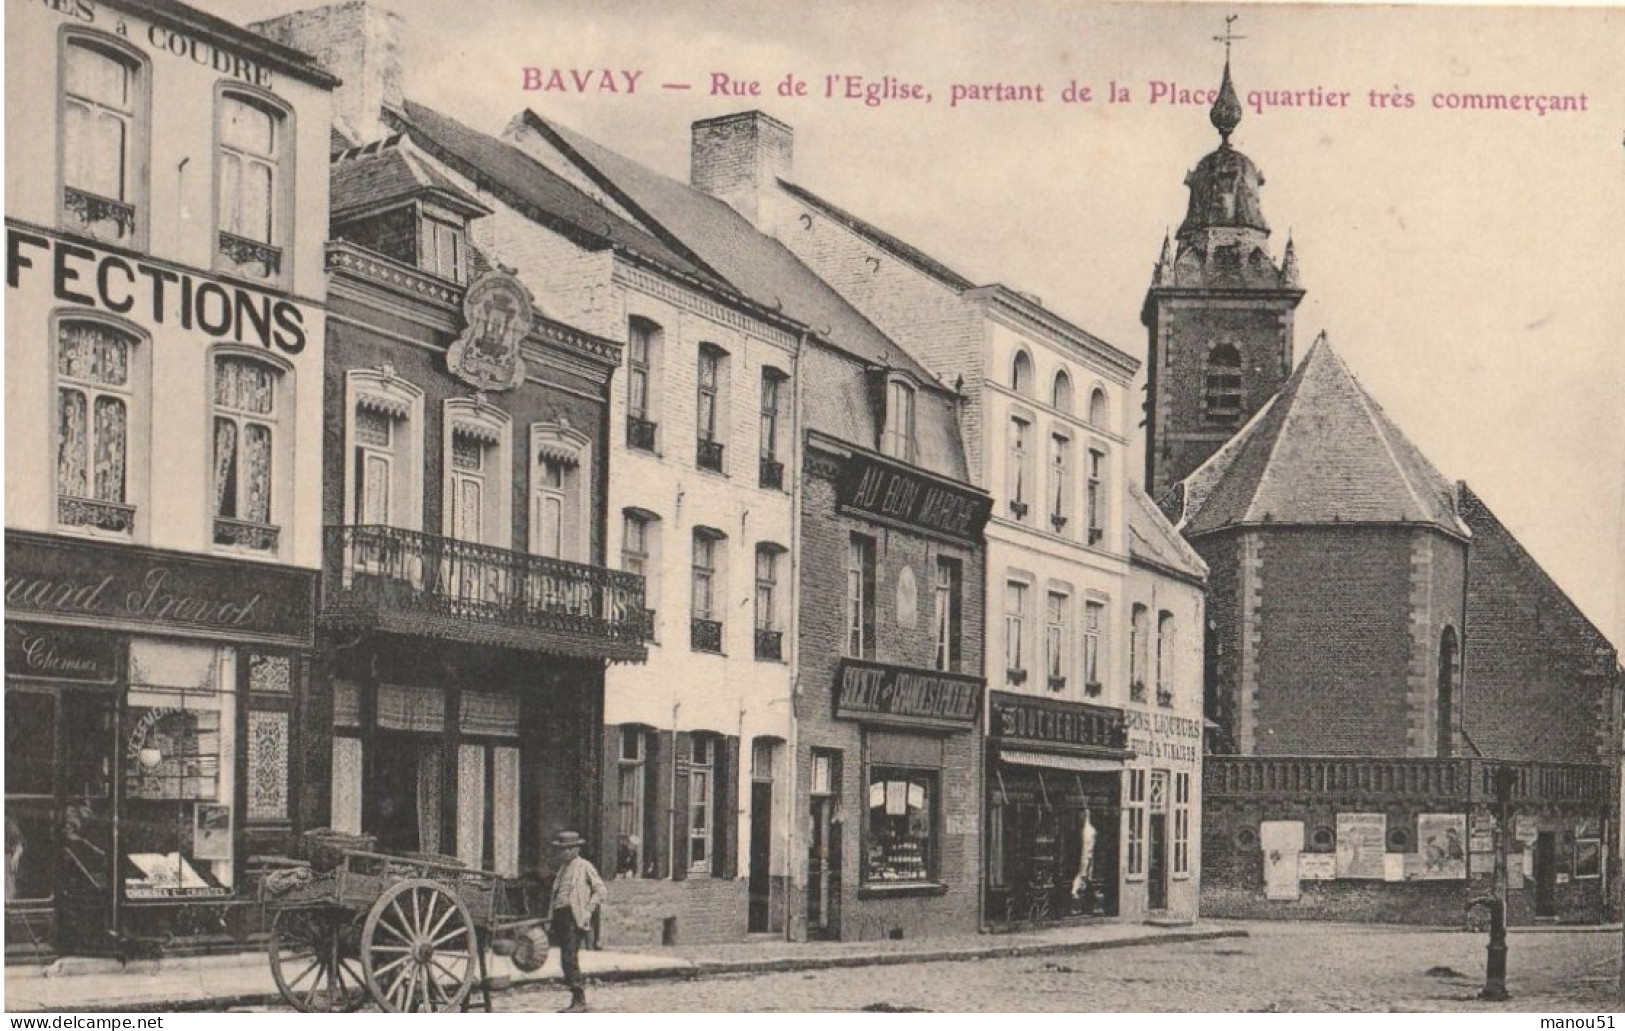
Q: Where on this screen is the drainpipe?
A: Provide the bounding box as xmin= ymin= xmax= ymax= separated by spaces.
xmin=785 ymin=329 xmax=809 ymax=940
xmin=668 ymin=701 xmax=680 ymax=880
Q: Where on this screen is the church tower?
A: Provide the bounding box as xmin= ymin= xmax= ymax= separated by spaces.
xmin=1142 ymin=42 xmax=1305 ymax=501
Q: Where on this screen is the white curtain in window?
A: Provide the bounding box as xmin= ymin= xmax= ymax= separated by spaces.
xmin=493 ymin=747 xmax=520 ymax=877
xmin=457 ymin=744 xmax=485 ymax=870
xmin=330 ymin=737 xmax=363 ymax=835
xmin=416 ymin=743 xmax=442 ymax=855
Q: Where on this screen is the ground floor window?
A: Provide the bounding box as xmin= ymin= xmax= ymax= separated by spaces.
xmin=1173 ymin=771 xmax=1191 ymax=876
xmin=988 ymin=766 xmax=1120 ymax=921
xmin=1125 ymin=768 xmax=1147 ymax=878
xmin=864 ymin=766 xmax=936 ymax=883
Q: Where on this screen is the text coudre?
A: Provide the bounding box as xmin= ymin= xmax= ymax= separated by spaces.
xmin=7 ymin=228 xmax=309 ymax=354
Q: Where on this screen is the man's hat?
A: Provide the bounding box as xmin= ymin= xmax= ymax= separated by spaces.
xmin=551 ymin=830 xmax=585 ymax=849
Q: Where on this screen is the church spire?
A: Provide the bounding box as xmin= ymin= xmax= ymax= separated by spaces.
xmin=1210 ymin=15 xmax=1246 ymax=144
xmin=1282 ymin=234 xmax=1300 ymax=286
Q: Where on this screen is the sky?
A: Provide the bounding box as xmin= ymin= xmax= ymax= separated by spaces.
xmin=218 ymin=0 xmax=1625 ymax=645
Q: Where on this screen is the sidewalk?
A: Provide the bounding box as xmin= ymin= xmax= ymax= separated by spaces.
xmin=3 ymin=921 xmax=1245 ymax=1012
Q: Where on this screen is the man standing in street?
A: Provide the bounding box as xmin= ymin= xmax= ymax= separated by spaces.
xmin=549 ymin=830 xmax=607 ymax=1013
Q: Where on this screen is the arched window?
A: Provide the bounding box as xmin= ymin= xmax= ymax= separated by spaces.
xmin=212 ymin=351 xmax=291 ymax=553
xmin=1437 ymin=626 xmax=1459 ymax=758
xmin=346 ymin=366 xmax=424 ymax=530
xmin=529 ymin=421 xmax=591 ymax=562
xmin=61 ymin=34 xmax=147 ymax=244
xmin=1051 ymin=370 xmax=1073 ymax=413
xmin=1203 ymin=345 xmax=1243 ymax=423
xmin=216 ymin=88 xmax=292 ymax=281
xmin=626 ymin=317 xmax=661 ymax=451
xmin=56 ymin=317 xmax=146 ymax=536
xmin=754 ymin=542 xmax=787 ymax=660
xmin=1011 ymin=350 xmax=1033 ymax=395
xmin=442 ymin=398 xmax=512 ymax=550
xmin=1088 ymin=387 xmax=1109 ymax=428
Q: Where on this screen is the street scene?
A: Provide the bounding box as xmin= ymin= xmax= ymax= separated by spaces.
xmin=4 ymin=0 xmax=1621 ymax=1016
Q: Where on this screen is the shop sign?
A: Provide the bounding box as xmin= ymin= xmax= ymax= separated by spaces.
xmin=1123 ymin=708 xmax=1202 ymax=764
xmin=5 ymin=621 xmax=118 ymax=683
xmin=836 ymin=452 xmax=991 ymax=545
xmin=989 ymin=691 xmax=1127 ymax=756
xmin=833 ymin=658 xmax=982 ymax=731
xmin=5 ymin=531 xmax=315 ymax=645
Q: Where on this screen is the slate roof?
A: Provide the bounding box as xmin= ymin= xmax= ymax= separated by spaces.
xmin=521 ymin=111 xmax=969 ymax=481
xmin=330 ymin=134 xmax=491 ymax=219
xmin=1127 ymin=482 xmax=1207 ymax=582
xmin=777 ymin=180 xmax=978 ymax=293
xmin=1177 ymin=334 xmax=1469 ymax=538
xmin=386 ymin=101 xmax=728 ymax=291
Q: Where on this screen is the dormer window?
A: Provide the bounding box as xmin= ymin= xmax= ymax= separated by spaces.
xmin=422 ymin=215 xmax=466 ymax=284
xmin=881 ymin=378 xmax=916 ymax=463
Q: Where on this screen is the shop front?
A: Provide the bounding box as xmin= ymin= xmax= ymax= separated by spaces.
xmin=4 ymin=531 xmax=316 ymax=958
xmin=986 ymin=691 xmax=1129 ymax=927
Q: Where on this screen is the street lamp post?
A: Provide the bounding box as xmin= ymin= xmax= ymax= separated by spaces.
xmin=1468 ymin=766 xmax=1517 ymax=1002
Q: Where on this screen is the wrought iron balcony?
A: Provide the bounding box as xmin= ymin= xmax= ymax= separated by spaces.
xmin=696 ymin=438 xmax=725 ymax=473
xmin=691 ymin=617 xmax=724 ymax=653
xmin=1088 ymin=526 xmax=1105 ymax=546
xmin=63 ymin=187 xmax=136 ymax=241
xmin=755 ymin=628 xmax=783 ymax=661
xmin=58 ymin=495 xmax=134 ymax=534
xmin=214 ymin=516 xmax=280 ymax=552
xmin=626 ymin=415 xmax=658 ymax=452
xmin=759 ymin=456 xmax=784 ymax=490
xmin=218 ymin=231 xmax=284 ymax=279
xmin=323 ymin=525 xmax=647 ymax=662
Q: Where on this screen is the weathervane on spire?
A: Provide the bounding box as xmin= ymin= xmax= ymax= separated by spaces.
xmin=1213 ymin=14 xmax=1246 ymax=60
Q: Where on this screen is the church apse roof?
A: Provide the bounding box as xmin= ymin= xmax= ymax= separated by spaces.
xmin=1176 ymin=334 xmax=1470 ymax=539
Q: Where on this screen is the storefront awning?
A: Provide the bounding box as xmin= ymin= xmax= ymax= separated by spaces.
xmin=999 ymin=749 xmax=1127 ymax=774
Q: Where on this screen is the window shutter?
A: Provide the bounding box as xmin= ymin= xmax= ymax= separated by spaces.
xmin=600 ymin=723 xmax=622 ymax=875
xmin=649 ymin=730 xmax=674 ymax=880
xmin=671 ymin=731 xmax=692 ymax=881
xmin=717 ymin=735 xmax=741 ymax=879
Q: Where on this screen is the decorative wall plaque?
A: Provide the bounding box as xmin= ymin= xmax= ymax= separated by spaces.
xmin=446 ymin=270 xmax=534 ymax=391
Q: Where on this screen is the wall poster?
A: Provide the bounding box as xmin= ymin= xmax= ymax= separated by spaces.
xmin=1335 ymin=813 xmax=1386 ymax=879
xmin=1260 ymin=821 xmax=1304 ymax=900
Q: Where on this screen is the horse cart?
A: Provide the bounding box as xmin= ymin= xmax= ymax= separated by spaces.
xmin=255 ymin=838 xmax=548 ymax=1013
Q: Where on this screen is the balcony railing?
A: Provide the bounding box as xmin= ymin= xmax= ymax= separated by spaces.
xmin=214 ymin=516 xmax=280 ymax=552
xmin=323 ymin=525 xmax=647 ymax=660
xmin=759 ymin=457 xmax=784 ymax=490
xmin=755 ymin=628 xmax=783 ymax=661
xmin=627 ymin=415 xmax=658 ymax=452
xmin=58 ymin=495 xmax=134 ymax=534
xmin=218 ymin=231 xmax=284 ymax=279
xmin=696 ymin=438 xmax=725 ymax=473
xmin=63 ymin=186 xmax=136 ymax=241
xmin=691 ymin=617 xmax=724 ymax=653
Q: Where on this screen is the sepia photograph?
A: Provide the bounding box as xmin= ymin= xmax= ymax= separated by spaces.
xmin=3 ymin=0 xmax=1623 ymax=1017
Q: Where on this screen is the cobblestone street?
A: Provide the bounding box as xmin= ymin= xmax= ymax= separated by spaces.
xmin=498 ymin=924 xmax=1620 ymax=1013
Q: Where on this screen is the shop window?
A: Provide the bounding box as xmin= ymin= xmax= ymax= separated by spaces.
xmin=754 ymin=544 xmax=785 ymax=661
xmin=1086 ymin=448 xmax=1106 ymax=545
xmin=1051 ymin=370 xmax=1073 ymax=413
xmin=346 ymin=368 xmax=423 ymax=530
xmin=691 ymin=528 xmax=726 ymax=653
xmin=1004 ymin=580 xmax=1029 ymax=685
xmin=987 ymin=802 xmax=1007 ymax=889
xmin=933 ymin=557 xmax=963 ymax=673
xmin=61 ymin=34 xmax=146 ymax=244
xmin=760 ymin=369 xmax=787 ymax=488
xmin=846 ymin=534 xmax=877 ymax=658
xmin=626 ymin=318 xmax=660 ymax=451
xmin=1173 ymin=772 xmax=1191 ymax=876
xmin=1007 ymin=416 xmax=1032 ymax=521
xmin=1045 ymin=591 xmax=1070 ymax=692
xmin=1124 ymin=769 xmax=1146 ymax=878
xmin=881 ymin=378 xmax=916 ymax=463
xmin=56 ymin=318 xmax=144 ymax=537
xmin=864 ymin=767 xmax=937 ymax=884
xmin=216 ymin=90 xmax=290 ymax=282
xmin=212 ymin=353 xmax=288 ymax=554
xmin=1048 ymin=432 xmax=1070 ymax=534
xmin=369 ymin=684 xmax=447 ymax=855
xmin=695 ymin=343 xmax=727 ymax=473
xmin=122 ymin=640 xmax=235 ymax=900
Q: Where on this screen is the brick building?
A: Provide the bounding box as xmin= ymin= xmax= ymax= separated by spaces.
xmin=3 ymin=0 xmax=336 ymax=958
xmin=1148 ymin=56 xmax=1620 ymax=924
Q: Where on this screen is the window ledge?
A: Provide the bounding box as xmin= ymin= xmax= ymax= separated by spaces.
xmin=1123 ymin=875 xmax=1146 ymax=883
xmin=1171 ymin=872 xmax=1193 ymax=881
xmin=858 ymin=882 xmax=948 ymax=900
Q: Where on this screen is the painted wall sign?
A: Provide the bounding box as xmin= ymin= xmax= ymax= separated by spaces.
xmin=835 ymin=452 xmax=992 ymax=545
xmin=833 ymin=658 xmax=982 ymax=731
xmin=1123 ymin=708 xmax=1203 ymax=764
xmin=5 ymin=531 xmax=315 ymax=645
xmin=6 ymin=228 xmax=308 ymax=354
xmin=38 ymin=1 xmax=276 ymax=88
xmin=446 ymin=271 xmax=533 ymax=391
xmin=989 ymin=690 xmax=1127 ymax=755
xmin=5 ymin=622 xmax=119 ymax=683
xmin=1334 ymin=813 xmax=1387 ymax=879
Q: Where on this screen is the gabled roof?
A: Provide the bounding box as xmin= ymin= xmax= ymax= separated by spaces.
xmin=387 ymin=101 xmax=727 ymax=291
xmin=777 ymin=180 xmax=978 ymax=293
xmin=330 ymin=134 xmax=491 ymax=220
xmin=1177 ymin=334 xmax=1469 ymax=538
xmin=1127 ymin=482 xmax=1207 ymax=582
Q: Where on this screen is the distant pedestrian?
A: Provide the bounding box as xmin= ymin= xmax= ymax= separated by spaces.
xmin=549 ymin=830 xmax=606 ymax=1013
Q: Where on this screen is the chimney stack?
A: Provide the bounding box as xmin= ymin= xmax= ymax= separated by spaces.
xmin=690 ymin=111 xmax=793 ymax=228
xmin=251 ymin=2 xmax=406 ymax=144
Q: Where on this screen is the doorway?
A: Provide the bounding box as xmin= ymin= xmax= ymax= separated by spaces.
xmin=1533 ymin=832 xmax=1557 ymax=917
xmin=806 ymin=749 xmax=840 ymax=939
xmin=748 ymin=781 xmax=773 ymax=932
xmin=1147 ymin=813 xmax=1169 ymax=911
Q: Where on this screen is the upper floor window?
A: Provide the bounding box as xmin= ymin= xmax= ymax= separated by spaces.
xmin=1088 ymin=387 xmax=1109 ymax=429
xmin=1004 ymin=580 xmax=1029 ymax=684
xmin=1051 ymin=371 xmax=1073 ymax=413
xmin=61 ymin=37 xmax=145 ymax=245
xmin=1011 ymin=350 xmax=1033 ymax=395
xmin=217 ymin=92 xmax=289 ymax=281
xmin=443 ymin=401 xmax=512 ymax=549
xmin=755 ymin=544 xmax=785 ymax=661
xmin=1048 ymin=432 xmax=1070 ymax=534
xmin=1156 ymin=610 xmax=1176 ymax=707
xmin=846 ymin=534 xmax=877 ymax=658
xmin=529 ymin=422 xmax=590 ymax=562
xmin=346 ymin=368 xmax=424 ymax=530
xmin=1130 ymin=604 xmax=1150 ymax=702
xmin=421 ymin=216 xmax=465 ymax=283
xmin=1007 ymin=416 xmax=1032 ymax=522
xmin=933 ymin=557 xmax=963 ymax=673
xmin=1045 ymin=591 xmax=1069 ymax=692
xmin=56 ymin=319 xmax=143 ymax=536
xmin=696 ymin=344 xmax=727 ymax=472
xmin=760 ymin=369 xmax=787 ymax=488
xmin=626 ymin=318 xmax=661 ymax=451
xmin=1086 ymin=448 xmax=1106 ymax=545
xmin=212 ymin=354 xmax=286 ymax=553
xmin=691 ymin=529 xmax=726 ymax=653
xmin=1203 ymin=345 xmax=1243 ymax=423
xmin=1083 ymin=599 xmax=1105 ymax=695
xmin=622 ymin=509 xmax=660 ymax=641
xmin=881 ymin=379 xmax=916 ymax=463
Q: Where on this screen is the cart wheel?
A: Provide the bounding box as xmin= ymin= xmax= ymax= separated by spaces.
xmin=361 ymin=878 xmax=477 ymax=1013
xmin=269 ymin=908 xmax=368 ymax=1012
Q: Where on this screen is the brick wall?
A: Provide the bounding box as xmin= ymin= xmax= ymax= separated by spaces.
xmin=1459 ymin=486 xmax=1620 ymax=765
xmin=598 ymin=874 xmax=750 ymax=947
